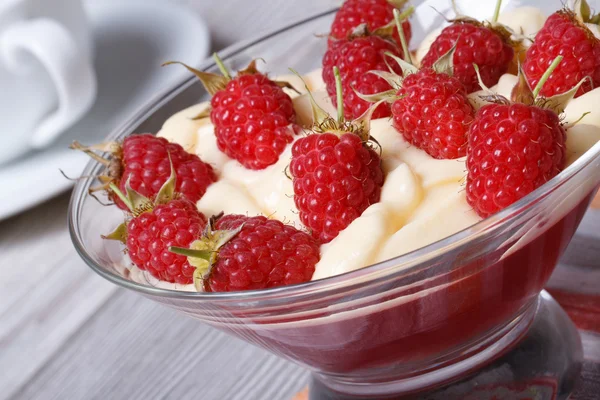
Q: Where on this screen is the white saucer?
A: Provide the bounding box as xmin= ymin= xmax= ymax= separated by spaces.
xmin=0 ymin=0 xmax=210 ymax=221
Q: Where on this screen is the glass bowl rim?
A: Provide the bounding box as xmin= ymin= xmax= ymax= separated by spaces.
xmin=69 ymin=8 xmax=600 ymax=301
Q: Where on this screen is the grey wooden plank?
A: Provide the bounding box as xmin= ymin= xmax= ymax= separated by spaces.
xmin=548 ymin=261 xmax=600 ymax=296
xmin=581 ymin=332 xmax=600 ymax=364
xmin=576 ymin=208 xmax=600 ymax=239
xmin=547 ymin=209 xmax=600 ymax=295
xmin=573 ymin=360 xmax=600 ymax=400
xmin=12 ymin=289 xmax=308 ymax=400
xmin=8 ymin=204 xmax=593 ymax=400
xmin=0 ymin=1 xmax=330 ymax=398
xmin=560 ymin=233 xmax=600 ymax=270
xmin=0 ymin=193 xmax=117 ymax=400
xmin=0 ymin=1 xmax=597 ymax=399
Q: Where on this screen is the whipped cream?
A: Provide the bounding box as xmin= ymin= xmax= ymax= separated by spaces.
xmin=312 ymin=118 xmax=480 ymax=279
xmin=156 ymin=72 xmax=481 ymax=282
xmin=497 ymin=6 xmax=546 ymax=38
xmin=130 ymin=5 xmax=599 ymax=288
xmin=477 ymin=73 xmax=600 ymax=167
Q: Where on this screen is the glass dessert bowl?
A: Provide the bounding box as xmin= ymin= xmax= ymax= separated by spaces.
xmin=69 ymin=3 xmax=600 ymax=399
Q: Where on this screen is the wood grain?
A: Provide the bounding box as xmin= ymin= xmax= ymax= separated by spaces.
xmin=0 ymin=1 xmax=598 ymax=399
xmin=0 ymin=0 xmax=333 ymax=399
xmin=12 ymin=289 xmax=308 ymax=400
xmin=0 ymin=193 xmax=117 ymax=399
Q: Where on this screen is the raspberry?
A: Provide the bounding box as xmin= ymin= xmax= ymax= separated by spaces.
xmin=421 ymin=21 xmax=514 ymax=93
xmin=329 ymin=0 xmax=412 ymax=53
xmin=211 ymin=73 xmax=297 ymax=169
xmin=126 ymin=199 xmax=207 ymax=284
xmin=391 ymin=68 xmax=475 ymax=159
xmin=290 ymin=133 xmax=384 ymax=243
xmin=524 ymin=10 xmax=600 ymax=98
xmin=203 ymin=215 xmax=321 ymax=292
xmin=116 ymin=134 xmax=216 ymax=210
xmin=322 ymin=35 xmax=403 ymax=120
xmin=465 ymin=103 xmax=566 ymax=217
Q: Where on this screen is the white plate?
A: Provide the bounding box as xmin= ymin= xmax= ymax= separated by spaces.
xmin=0 ymin=0 xmax=210 ymax=220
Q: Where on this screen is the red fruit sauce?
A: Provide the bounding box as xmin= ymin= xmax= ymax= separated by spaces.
xmin=221 ymin=194 xmax=593 ymax=374
xmin=146 ymin=192 xmax=595 ymax=384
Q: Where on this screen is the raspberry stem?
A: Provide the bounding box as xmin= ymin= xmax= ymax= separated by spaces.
xmin=387 ymin=0 xmax=408 ymax=9
xmin=163 ymin=61 xmax=229 ymax=96
xmin=212 ymin=52 xmax=231 ymax=80
xmin=333 ymin=66 xmax=344 ymax=123
xmin=169 ymin=246 xmax=213 ymax=261
xmin=69 ymin=141 xmax=111 ymax=166
xmin=289 ymin=68 xmax=330 ymax=125
xmin=533 ymin=56 xmax=563 ymax=99
xmin=492 ymin=0 xmax=502 ymax=23
xmin=394 ymin=8 xmax=412 ymax=65
xmin=108 ymin=182 xmax=133 ymax=212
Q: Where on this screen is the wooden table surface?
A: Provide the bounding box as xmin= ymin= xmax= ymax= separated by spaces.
xmin=0 ymin=1 xmax=330 ymax=399
xmin=1 ymin=1 xmax=599 ymax=400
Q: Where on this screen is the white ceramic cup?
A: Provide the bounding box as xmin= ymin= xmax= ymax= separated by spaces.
xmin=0 ymin=0 xmax=97 ymax=164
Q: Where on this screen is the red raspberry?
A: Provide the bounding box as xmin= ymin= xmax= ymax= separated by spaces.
xmin=524 ymin=10 xmax=600 ymax=98
xmin=126 ymin=199 xmax=207 ymax=284
xmin=115 ymin=134 xmax=216 ymax=210
xmin=421 ymin=21 xmax=514 ymax=93
xmin=211 ymin=73 xmax=297 ymax=169
xmin=391 ymin=68 xmax=475 ymax=159
xmin=322 ymin=35 xmax=403 ymax=119
xmin=329 ymin=0 xmax=412 ymax=53
xmin=204 ymin=215 xmax=320 ymax=292
xmin=465 ymin=103 xmax=566 ymax=217
xmin=290 ymin=133 xmax=384 ymax=243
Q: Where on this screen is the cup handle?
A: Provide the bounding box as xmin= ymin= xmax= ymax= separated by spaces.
xmin=0 ymin=18 xmax=97 ymax=148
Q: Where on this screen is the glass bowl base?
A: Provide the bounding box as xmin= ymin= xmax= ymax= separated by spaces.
xmin=309 ymin=291 xmax=583 ymax=400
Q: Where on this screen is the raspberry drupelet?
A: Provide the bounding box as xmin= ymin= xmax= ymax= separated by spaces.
xmin=354 ymin=21 xmax=475 ymax=159
xmin=205 ymin=215 xmax=320 ymax=292
xmin=71 ymin=134 xmax=216 ymax=211
xmin=329 ymin=0 xmax=412 ymax=53
xmin=291 ymin=67 xmax=384 ymax=243
xmin=165 ymin=55 xmax=298 ymax=170
xmin=391 ymin=59 xmax=475 ymax=159
xmin=465 ymin=57 xmax=573 ymax=217
xmin=169 ymin=214 xmax=321 ymax=292
xmin=420 ymin=0 xmax=515 ymax=93
xmin=524 ymin=5 xmax=600 ymax=98
xmin=323 ymin=28 xmax=404 ymax=120
xmin=211 ymin=73 xmax=297 ymax=169
xmin=106 ymin=160 xmax=321 ymax=291
xmin=466 ymin=103 xmax=566 ymax=217
xmin=103 ymin=165 xmax=209 ymax=285
xmin=291 ymin=132 xmax=383 ymax=242
xmin=127 ymin=199 xmax=207 ymax=284
xmin=118 ymin=135 xmax=215 ymax=209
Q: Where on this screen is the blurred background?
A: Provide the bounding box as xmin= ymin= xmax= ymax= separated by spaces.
xmin=0 ymin=0 xmax=599 ymax=399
